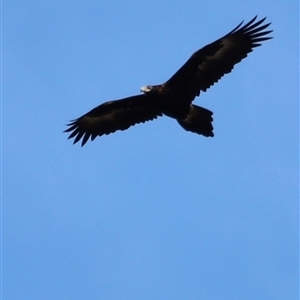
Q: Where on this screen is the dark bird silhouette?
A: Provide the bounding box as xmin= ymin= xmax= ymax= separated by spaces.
xmin=65 ymin=16 xmax=272 ymax=146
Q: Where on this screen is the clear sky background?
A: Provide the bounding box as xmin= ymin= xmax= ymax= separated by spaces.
xmin=3 ymin=1 xmax=299 ymax=299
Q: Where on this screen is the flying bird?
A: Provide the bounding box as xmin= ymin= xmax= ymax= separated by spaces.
xmin=65 ymin=16 xmax=272 ymax=146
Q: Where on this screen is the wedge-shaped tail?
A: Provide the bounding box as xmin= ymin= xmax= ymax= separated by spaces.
xmin=177 ymin=105 xmax=214 ymax=137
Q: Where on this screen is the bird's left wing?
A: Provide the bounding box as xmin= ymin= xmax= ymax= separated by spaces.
xmin=65 ymin=94 xmax=162 ymax=146
xmin=164 ymin=16 xmax=272 ymax=101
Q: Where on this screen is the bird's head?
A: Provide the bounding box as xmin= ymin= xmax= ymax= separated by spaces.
xmin=140 ymin=85 xmax=153 ymax=94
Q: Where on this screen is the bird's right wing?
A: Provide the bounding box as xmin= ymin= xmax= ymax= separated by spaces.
xmin=65 ymin=94 xmax=162 ymax=146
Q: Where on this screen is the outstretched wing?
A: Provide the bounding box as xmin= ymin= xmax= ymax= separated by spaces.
xmin=165 ymin=16 xmax=272 ymax=101
xmin=65 ymin=94 xmax=162 ymax=146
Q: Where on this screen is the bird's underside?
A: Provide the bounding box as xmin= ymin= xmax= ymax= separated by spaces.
xmin=65 ymin=16 xmax=272 ymax=146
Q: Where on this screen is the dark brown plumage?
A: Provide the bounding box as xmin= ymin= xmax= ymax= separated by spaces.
xmin=65 ymin=16 xmax=272 ymax=146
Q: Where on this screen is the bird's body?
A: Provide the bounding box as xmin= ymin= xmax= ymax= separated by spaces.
xmin=65 ymin=16 xmax=272 ymax=146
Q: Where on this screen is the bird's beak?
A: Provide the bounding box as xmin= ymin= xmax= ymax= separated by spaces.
xmin=141 ymin=86 xmax=151 ymax=93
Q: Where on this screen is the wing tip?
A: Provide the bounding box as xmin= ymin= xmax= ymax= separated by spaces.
xmin=64 ymin=118 xmax=90 ymax=147
xmin=229 ymin=15 xmax=272 ymax=35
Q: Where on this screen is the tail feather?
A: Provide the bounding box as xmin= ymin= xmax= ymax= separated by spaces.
xmin=177 ymin=105 xmax=214 ymax=137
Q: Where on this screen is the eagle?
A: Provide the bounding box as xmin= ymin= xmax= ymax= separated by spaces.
xmin=65 ymin=16 xmax=272 ymax=146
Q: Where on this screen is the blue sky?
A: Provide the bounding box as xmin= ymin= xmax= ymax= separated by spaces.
xmin=3 ymin=1 xmax=299 ymax=299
